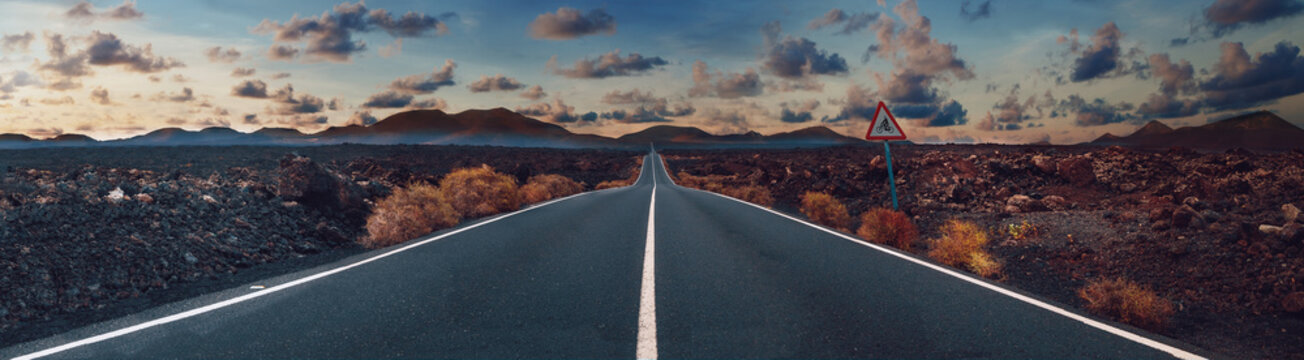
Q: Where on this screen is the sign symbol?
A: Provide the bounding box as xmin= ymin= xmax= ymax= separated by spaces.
xmin=865 ymin=101 xmax=907 ymax=141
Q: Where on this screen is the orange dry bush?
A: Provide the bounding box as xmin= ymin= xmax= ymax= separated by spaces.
xmin=519 ymin=174 xmax=584 ymax=204
xmin=437 ymin=165 xmax=521 ymax=218
xmin=857 ymin=208 xmax=919 ymax=251
xmin=722 ymin=185 xmax=774 ymax=207
xmin=927 ymin=220 xmax=1001 ymax=278
xmin=800 ymin=192 xmax=852 ymax=231
xmin=1079 ymin=278 xmax=1175 ymax=331
xmin=361 ymin=182 xmax=460 ymax=249
xmin=596 ymin=158 xmax=643 ymax=189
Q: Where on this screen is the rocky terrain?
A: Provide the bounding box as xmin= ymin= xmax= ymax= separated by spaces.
xmin=664 ymin=144 xmax=1304 ymax=359
xmin=0 ymin=145 xmax=639 ymax=347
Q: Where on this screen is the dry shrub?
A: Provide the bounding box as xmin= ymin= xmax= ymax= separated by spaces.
xmin=857 ymin=208 xmax=919 ymax=251
xmin=361 ymin=182 xmax=460 ymax=249
xmin=596 ymin=158 xmax=643 ymax=189
xmin=927 ymin=220 xmax=1001 ymax=278
xmin=1079 ymin=278 xmax=1175 ymax=331
xmin=438 ymin=165 xmax=521 ymax=218
xmin=519 ymin=174 xmax=583 ymax=204
xmin=800 ymin=191 xmax=852 ymax=231
xmin=722 ymin=185 xmax=774 ymax=207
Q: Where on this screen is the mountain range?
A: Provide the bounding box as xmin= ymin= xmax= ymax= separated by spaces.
xmin=1 ymin=108 xmax=1300 ymax=150
xmin=0 ymin=108 xmax=863 ymax=149
xmin=1089 ymin=111 xmax=1304 ymax=150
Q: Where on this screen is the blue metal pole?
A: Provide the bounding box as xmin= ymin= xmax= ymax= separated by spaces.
xmin=884 ymin=141 xmax=898 ymax=210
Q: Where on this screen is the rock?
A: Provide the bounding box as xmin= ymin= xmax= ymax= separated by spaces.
xmin=1282 ymin=223 xmax=1303 ymax=243
xmin=1042 ymin=195 xmax=1067 ymax=208
xmin=1260 ymin=224 xmax=1284 ymax=236
xmin=201 ymin=195 xmax=218 ymax=204
xmin=1150 ymin=207 xmax=1174 ymax=222
xmin=1172 ymin=205 xmax=1202 ymax=228
xmin=1284 ymin=203 xmax=1300 ymax=223
xmin=1284 ymin=292 xmax=1304 ymax=313
xmin=134 ymin=193 xmax=154 ymax=204
xmin=276 ymin=154 xmax=367 ymax=215
xmin=1032 ymin=155 xmax=1056 ymax=174
xmin=105 ymin=187 xmax=127 ymax=203
xmin=1182 ymin=196 xmax=1204 ymax=210
xmin=1006 ymin=194 xmax=1047 ymax=212
xmin=869 ymin=155 xmax=886 ymax=170
xmin=1056 ymin=156 xmax=1095 ymax=187
xmin=1118 ymin=183 xmax=1138 ymax=193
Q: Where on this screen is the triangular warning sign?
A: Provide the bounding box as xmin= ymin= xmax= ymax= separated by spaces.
xmin=865 ymin=101 xmax=907 ymax=140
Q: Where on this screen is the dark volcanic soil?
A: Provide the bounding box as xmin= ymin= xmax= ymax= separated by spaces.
xmin=0 ymin=145 xmax=638 ymax=348
xmin=664 ymin=144 xmax=1304 ymax=360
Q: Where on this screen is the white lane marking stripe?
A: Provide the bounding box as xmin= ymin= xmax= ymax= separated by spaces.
xmin=13 ymin=191 xmax=595 ymax=360
xmin=688 ymin=187 xmax=1204 ymax=360
xmin=635 ymin=154 xmax=658 ymax=359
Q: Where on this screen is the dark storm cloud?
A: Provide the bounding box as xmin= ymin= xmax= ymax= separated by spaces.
xmin=231 ymin=67 xmax=256 ymax=77
xmin=519 ymin=85 xmax=547 ymax=100
xmin=761 ymin=21 xmax=849 ymax=79
xmin=807 ymin=9 xmax=878 ymax=35
xmin=388 ymin=59 xmax=456 ymax=94
xmin=85 ymin=31 xmax=184 ymax=73
xmin=468 ymin=74 xmax=524 ymax=92
xmin=66 ymin=1 xmax=143 ymax=22
xmin=267 ymin=45 xmax=300 ymax=61
xmin=528 ymin=7 xmax=616 ymax=40
xmin=688 ymin=60 xmax=763 ymax=99
xmin=548 ymin=50 xmax=667 ymax=79
xmin=252 ymin=1 xmax=450 ymax=62
xmin=361 ymin=90 xmax=413 ymax=108
xmin=1202 ymin=0 xmax=1303 ymax=37
xmin=232 ymin=80 xmax=269 ymax=98
xmin=1070 ymin=22 xmax=1124 ymax=82
xmin=204 ymin=46 xmax=241 ymax=63
xmin=930 ymin=100 xmax=968 ymax=126
xmin=243 ymin=114 xmax=260 ymax=125
xmin=1137 ymin=92 xmax=1200 ymax=118
xmin=2 ymin=32 xmax=34 ymax=52
xmin=779 ymin=108 xmax=813 ymax=123
xmin=1200 ymin=41 xmax=1304 ymax=110
xmin=959 ymin=0 xmax=992 ymax=21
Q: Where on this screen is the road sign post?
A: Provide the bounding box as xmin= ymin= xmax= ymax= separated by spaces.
xmin=865 ymin=101 xmax=907 ymax=211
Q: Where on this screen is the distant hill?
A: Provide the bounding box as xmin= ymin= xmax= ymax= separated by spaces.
xmin=1091 ymin=111 xmax=1304 ymax=150
xmin=0 ymin=108 xmax=869 ymax=149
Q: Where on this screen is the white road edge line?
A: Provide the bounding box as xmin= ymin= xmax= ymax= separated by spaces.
xmin=679 ymin=178 xmax=1204 ymax=360
xmin=13 ymin=190 xmax=596 ymax=360
xmin=635 ymin=153 xmax=659 ymax=360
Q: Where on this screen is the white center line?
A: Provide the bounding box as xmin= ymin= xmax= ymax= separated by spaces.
xmin=636 ymin=154 xmax=658 ymax=360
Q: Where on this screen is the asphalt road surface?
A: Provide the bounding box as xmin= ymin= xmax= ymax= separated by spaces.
xmin=3 ymin=151 xmax=1211 ymax=359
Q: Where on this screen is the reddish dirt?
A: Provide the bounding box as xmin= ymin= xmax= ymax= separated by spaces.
xmin=664 ymin=144 xmax=1304 ymax=360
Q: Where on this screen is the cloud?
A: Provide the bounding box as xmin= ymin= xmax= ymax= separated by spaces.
xmin=35 ymin=34 xmax=91 ymax=88
xmin=519 ymin=85 xmax=547 ymax=100
xmin=467 ymin=74 xmax=523 ymax=92
xmin=231 ymin=67 xmax=256 ymax=77
xmin=1070 ymin=22 xmax=1125 ymax=82
xmin=807 ymin=9 xmax=878 ymax=34
xmin=599 ymin=89 xmax=695 ymax=123
xmin=66 ymin=1 xmax=143 ymax=22
xmin=529 ymin=7 xmax=616 ymax=40
xmin=2 ymin=32 xmax=34 ymax=52
xmin=1137 ymin=92 xmax=1201 ymax=118
xmin=89 ymin=87 xmax=111 ymax=105
xmin=38 ymin=96 xmax=76 ymax=105
xmin=853 ymin=0 xmax=973 ymax=127
xmin=267 ymin=45 xmax=300 ymax=61
xmin=959 ymin=0 xmax=992 ymax=21
xmin=780 ymin=108 xmax=813 ymax=123
xmin=362 ymin=90 xmax=413 ymax=108
xmin=0 ymin=71 xmax=40 ymax=94
xmin=767 ymin=78 xmax=824 ymax=92
xmin=760 ymin=21 xmax=849 ymax=79
xmin=242 ymin=114 xmax=259 ymax=125
xmin=389 ymin=59 xmax=456 ymax=94
xmin=347 ymin=111 xmax=378 ymax=126
xmin=1057 ymin=28 xmax=1081 ymax=53
xmin=274 ymin=115 xmax=329 ymax=130
xmin=271 ymin=72 xmax=292 ymax=79
xmin=204 ymin=46 xmax=241 ymax=63
xmin=688 ymin=60 xmax=763 ymax=98
xmin=252 ymin=1 xmax=450 ymax=62
xmin=601 ymin=88 xmax=658 ymax=104
xmin=700 ymin=107 xmax=751 ymax=134
xmin=152 ymin=87 xmax=194 ymax=102
xmin=268 ymin=85 xmax=325 ymax=114
xmin=1202 ymin=0 xmax=1303 ymax=37
xmin=83 ymin=31 xmax=184 ymax=73
xmin=379 ymin=38 xmax=402 ymax=58
xmin=407 ymin=97 xmax=446 ymax=110
xmin=547 ymin=50 xmax=667 ymax=78
xmin=232 ymin=80 xmax=269 ymax=98
xmin=1200 ymin=41 xmax=1304 ymax=110
xmin=1147 ymin=53 xmax=1196 ymax=95
xmin=516 ymin=98 xmax=585 ymax=123
xmin=1056 ymin=94 xmax=1136 ymax=126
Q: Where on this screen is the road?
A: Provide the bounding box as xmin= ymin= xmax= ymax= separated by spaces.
xmin=3 ymin=151 xmax=1210 ymax=359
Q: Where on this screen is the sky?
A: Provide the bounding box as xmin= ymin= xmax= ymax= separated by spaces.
xmin=0 ymin=0 xmax=1302 ymax=144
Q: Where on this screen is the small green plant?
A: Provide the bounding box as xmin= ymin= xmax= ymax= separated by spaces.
xmin=1002 ymin=220 xmax=1041 ymax=242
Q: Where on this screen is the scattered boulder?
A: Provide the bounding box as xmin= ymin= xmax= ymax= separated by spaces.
xmin=1260 ymin=224 xmax=1284 ymax=236
xmin=1056 ymin=156 xmax=1095 ymax=187
xmin=1006 ymin=194 xmax=1048 ymax=213
xmin=1284 ymin=203 xmax=1300 ymax=224
xmin=1172 ymin=205 xmax=1203 ymax=228
xmin=276 ymin=154 xmax=367 ymax=215
xmin=1032 ymin=155 xmax=1056 ymax=174
xmin=1285 ymin=292 xmax=1304 ymax=313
